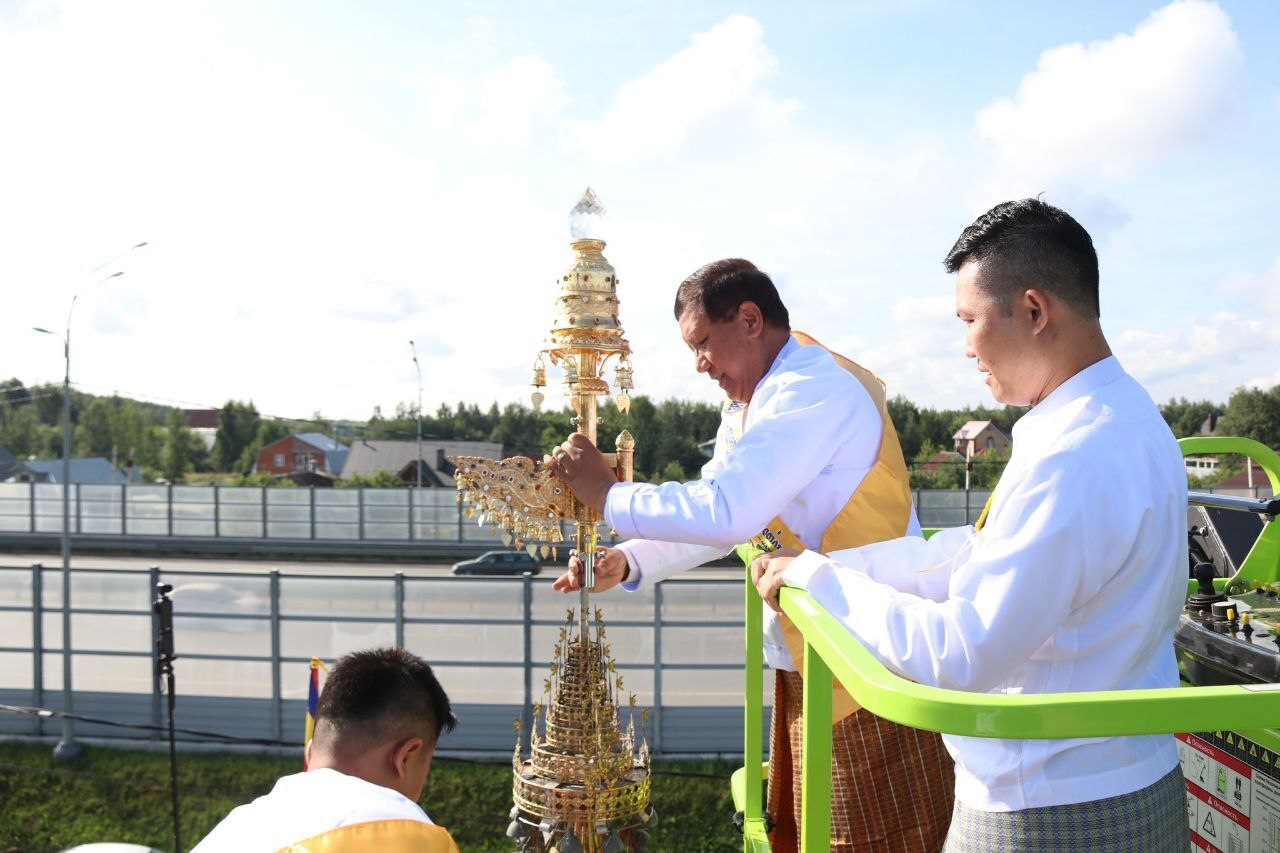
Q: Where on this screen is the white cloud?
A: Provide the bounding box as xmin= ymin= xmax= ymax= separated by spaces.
xmin=569 ymin=14 xmax=800 ymax=165
xmin=1113 ymin=312 xmax=1280 ymax=398
xmin=413 ymin=55 xmax=566 ymax=151
xmin=975 ymin=0 xmax=1243 ymax=194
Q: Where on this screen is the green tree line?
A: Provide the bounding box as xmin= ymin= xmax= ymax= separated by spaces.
xmin=4 ymin=376 xmax=1279 ymax=487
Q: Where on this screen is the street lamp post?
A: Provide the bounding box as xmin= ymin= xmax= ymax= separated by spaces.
xmin=32 ymin=241 xmax=145 ymax=761
xmin=409 ymin=340 xmax=423 ymax=487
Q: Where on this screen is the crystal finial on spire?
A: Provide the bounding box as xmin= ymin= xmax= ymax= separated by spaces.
xmin=569 ymin=187 xmax=607 ymax=240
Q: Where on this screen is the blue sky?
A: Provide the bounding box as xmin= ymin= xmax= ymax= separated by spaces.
xmin=3 ymin=0 xmax=1278 ymax=420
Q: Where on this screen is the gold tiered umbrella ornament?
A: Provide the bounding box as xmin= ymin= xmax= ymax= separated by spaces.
xmin=450 ymin=189 xmax=653 ymax=851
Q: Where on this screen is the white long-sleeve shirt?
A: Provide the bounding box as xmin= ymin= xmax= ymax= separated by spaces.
xmin=606 ymin=334 xmax=920 ymax=670
xmin=781 ymin=356 xmax=1187 ymax=811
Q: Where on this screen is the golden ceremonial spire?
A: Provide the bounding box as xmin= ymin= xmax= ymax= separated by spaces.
xmin=451 ymin=189 xmax=652 ymax=851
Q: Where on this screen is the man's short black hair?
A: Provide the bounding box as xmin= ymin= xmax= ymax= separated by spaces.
xmin=673 ymin=258 xmax=790 ymax=329
xmin=943 ymin=198 xmax=1100 ymax=318
xmin=315 ymin=647 xmax=456 ymax=747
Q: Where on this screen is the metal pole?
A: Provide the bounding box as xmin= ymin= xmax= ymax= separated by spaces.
xmin=32 ymin=563 xmax=43 ymax=737
xmin=150 ymin=565 xmax=162 ymax=740
xmin=54 ymin=321 xmax=79 ymax=760
xmin=522 ymin=572 xmax=533 ymax=754
xmin=410 ymin=341 xmax=423 ymax=488
xmin=653 ymin=582 xmax=663 ymax=756
xmin=270 ymin=571 xmax=282 ymax=744
xmin=394 ymin=572 xmax=405 ymax=649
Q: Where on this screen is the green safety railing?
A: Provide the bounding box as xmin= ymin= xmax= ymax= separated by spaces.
xmin=732 ymin=436 xmax=1280 ymax=851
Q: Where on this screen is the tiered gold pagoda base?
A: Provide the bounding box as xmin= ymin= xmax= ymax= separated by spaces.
xmin=506 ymin=608 xmax=653 ymax=852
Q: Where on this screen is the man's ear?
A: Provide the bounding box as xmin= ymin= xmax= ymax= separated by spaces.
xmin=391 ymin=736 xmax=425 ymax=778
xmin=737 ymin=300 xmax=764 ymax=338
xmin=1022 ymin=288 xmax=1050 ymax=335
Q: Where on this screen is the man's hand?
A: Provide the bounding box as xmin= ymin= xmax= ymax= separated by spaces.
xmin=542 ymin=433 xmax=618 ymax=515
xmin=552 ymin=547 xmax=630 ymax=594
xmin=750 ymin=547 xmax=804 ymax=613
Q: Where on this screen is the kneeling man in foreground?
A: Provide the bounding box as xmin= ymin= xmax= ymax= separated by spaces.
xmin=193 ymin=646 xmax=460 ymax=852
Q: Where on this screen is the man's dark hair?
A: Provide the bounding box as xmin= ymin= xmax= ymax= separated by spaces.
xmin=943 ymin=198 xmax=1100 ymax=318
xmin=315 ymin=647 xmax=456 ymax=747
xmin=673 ymin=258 xmax=790 ymax=329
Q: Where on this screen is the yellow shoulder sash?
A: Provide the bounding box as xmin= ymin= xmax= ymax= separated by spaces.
xmin=740 ymin=332 xmax=914 ymax=723
xmin=279 ymin=819 xmax=461 ymax=853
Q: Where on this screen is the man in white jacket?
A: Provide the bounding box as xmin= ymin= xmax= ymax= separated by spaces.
xmin=753 ymin=198 xmax=1188 ymax=853
xmin=547 ymin=258 xmax=953 ymax=852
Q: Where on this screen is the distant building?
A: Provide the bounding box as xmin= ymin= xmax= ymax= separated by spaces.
xmin=1185 ymin=456 xmax=1221 ymax=477
xmin=342 ymin=439 xmax=503 ymax=486
xmin=919 ymin=450 xmax=963 ymax=473
xmin=184 ymin=408 xmax=220 ymax=452
xmin=9 ymin=457 xmax=132 ymax=485
xmin=953 ymin=420 xmax=1011 ymax=457
xmin=254 ymin=433 xmax=350 ymax=478
xmin=1218 ymin=458 xmax=1277 ymax=492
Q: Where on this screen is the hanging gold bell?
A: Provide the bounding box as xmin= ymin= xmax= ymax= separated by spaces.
xmin=614 ymin=359 xmax=634 ymax=390
xmin=615 ymin=392 xmax=630 ymax=415
xmin=531 ymin=390 xmax=545 ymax=412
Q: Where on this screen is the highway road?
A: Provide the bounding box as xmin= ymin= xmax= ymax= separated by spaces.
xmin=0 ymin=550 xmax=743 ymax=579
xmin=0 ymin=550 xmax=754 ymax=706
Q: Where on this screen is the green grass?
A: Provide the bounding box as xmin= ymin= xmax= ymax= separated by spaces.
xmin=0 ymin=742 xmax=741 ymax=852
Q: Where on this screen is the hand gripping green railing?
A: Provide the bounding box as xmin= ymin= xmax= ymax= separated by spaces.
xmin=732 ymin=435 xmax=1280 ymax=852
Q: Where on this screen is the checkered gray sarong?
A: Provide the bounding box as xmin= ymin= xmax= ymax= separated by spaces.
xmin=943 ymin=765 xmax=1186 ymax=853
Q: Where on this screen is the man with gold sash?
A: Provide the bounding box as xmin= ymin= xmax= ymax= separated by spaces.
xmin=753 ymin=200 xmax=1188 ymax=852
xmin=548 ymin=258 xmax=953 ymax=852
xmin=192 ymin=648 xmax=461 ymax=853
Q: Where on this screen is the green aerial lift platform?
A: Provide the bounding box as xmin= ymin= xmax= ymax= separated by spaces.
xmin=731 ymin=436 xmax=1280 ymax=851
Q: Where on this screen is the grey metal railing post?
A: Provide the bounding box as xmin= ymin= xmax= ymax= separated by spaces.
xmin=29 ymin=481 xmax=35 ymax=532
xmin=456 ymin=493 xmax=464 ymax=542
xmin=270 ymin=571 xmax=282 ymax=743
xmin=309 ymin=487 xmax=316 ymax=540
xmin=261 ymin=485 xmax=268 ymax=538
xmin=653 ymin=582 xmax=663 ymax=755
xmin=395 ymin=572 xmax=405 ymax=648
xmin=965 ymin=486 xmax=972 ymax=525
xmin=149 ymin=564 xmax=162 ymax=740
xmin=407 ymin=490 xmax=415 ymax=541
xmin=120 ymin=483 xmax=127 ymax=535
xmin=75 ymin=483 xmax=82 ymax=533
xmin=166 ymin=484 xmax=173 ymax=537
xmin=213 ymin=484 xmax=220 ymax=537
xmin=32 ymin=563 xmax=44 ymax=736
xmin=358 ymin=488 xmax=365 ymax=540
xmin=522 ymin=572 xmax=533 ymax=753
